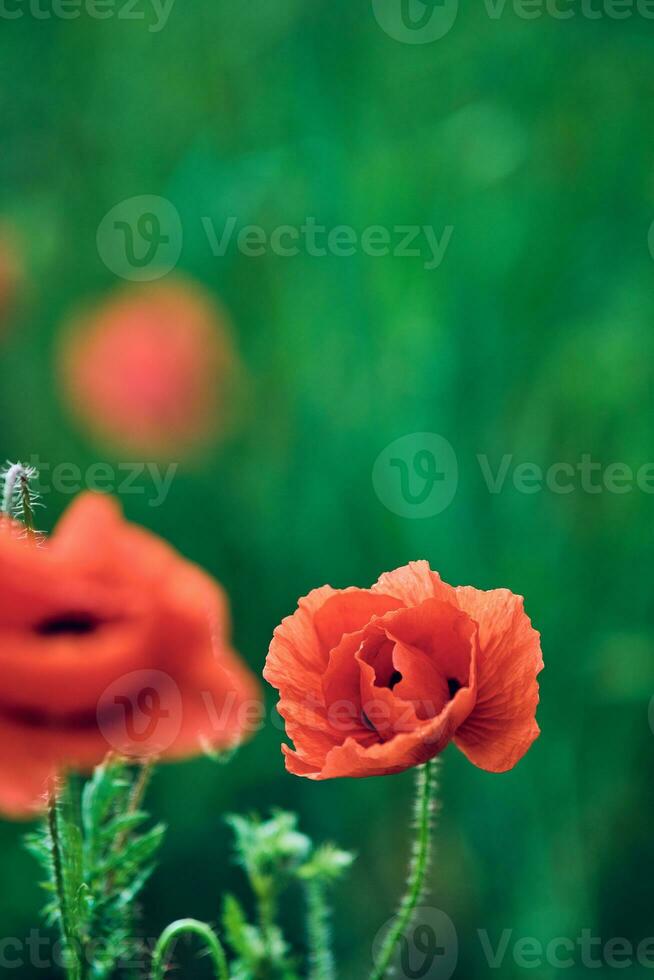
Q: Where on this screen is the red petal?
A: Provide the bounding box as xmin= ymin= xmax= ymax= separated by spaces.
xmin=372 ymin=561 xmax=456 ymax=606
xmin=453 ymin=587 xmax=543 ymax=772
xmin=264 ymin=587 xmax=402 ymax=769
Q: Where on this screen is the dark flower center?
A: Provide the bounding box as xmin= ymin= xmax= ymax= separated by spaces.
xmin=35 ymin=612 xmax=101 ymax=636
xmin=388 ymin=670 xmax=403 ymax=689
xmin=447 ymin=678 xmax=461 ymax=699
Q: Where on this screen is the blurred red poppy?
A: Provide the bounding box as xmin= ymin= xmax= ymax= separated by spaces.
xmin=58 ymin=279 xmax=237 ymax=458
xmin=265 ymin=561 xmax=543 ymax=779
xmin=0 ymin=492 xmax=260 ymax=818
xmin=0 ymin=230 xmax=20 ymax=329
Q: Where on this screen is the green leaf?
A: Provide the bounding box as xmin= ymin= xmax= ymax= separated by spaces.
xmin=298 ymin=844 xmax=356 ymax=882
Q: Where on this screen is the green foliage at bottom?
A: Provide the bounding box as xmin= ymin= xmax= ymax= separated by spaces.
xmin=25 ymin=759 xmax=164 ymax=980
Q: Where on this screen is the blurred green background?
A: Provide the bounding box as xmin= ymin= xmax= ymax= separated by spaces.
xmin=1 ymin=2 xmax=654 ymax=977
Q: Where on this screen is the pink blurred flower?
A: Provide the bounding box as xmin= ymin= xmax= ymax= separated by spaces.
xmin=58 ymin=280 xmax=237 ymax=458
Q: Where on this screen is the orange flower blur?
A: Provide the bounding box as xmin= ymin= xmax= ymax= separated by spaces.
xmin=58 ymin=280 xmax=236 ymax=458
xmin=0 ymin=493 xmax=259 ymax=818
xmin=264 ymin=562 xmax=543 ymax=779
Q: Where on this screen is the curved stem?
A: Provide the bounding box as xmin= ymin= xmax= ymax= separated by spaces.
xmin=369 ymin=758 xmax=439 ymax=980
xmin=150 ymin=919 xmax=229 ymax=980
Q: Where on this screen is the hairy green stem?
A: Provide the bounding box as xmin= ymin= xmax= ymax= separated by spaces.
xmin=47 ymin=791 xmax=83 ymax=980
xmin=19 ymin=470 xmax=37 ymax=541
xmin=1 ymin=462 xmax=40 ymax=540
xmin=305 ymin=880 xmax=335 ymax=980
xmin=369 ymin=758 xmax=439 ymax=980
xmin=150 ymin=919 xmax=229 ymax=980
xmin=113 ymin=758 xmax=154 ymax=856
xmin=1 ymin=461 xmax=24 ymax=516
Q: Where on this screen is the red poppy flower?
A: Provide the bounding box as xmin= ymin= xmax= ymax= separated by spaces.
xmin=57 ymin=279 xmax=237 ymax=458
xmin=0 ymin=493 xmax=259 ymax=818
xmin=264 ymin=562 xmax=543 ymax=779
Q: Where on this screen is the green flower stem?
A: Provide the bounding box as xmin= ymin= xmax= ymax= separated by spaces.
xmin=305 ymin=880 xmax=335 ymax=980
xmin=369 ymin=758 xmax=439 ymax=980
xmin=150 ymin=919 xmax=229 ymax=980
xmin=112 ymin=758 xmax=154 ymax=856
xmin=47 ymin=790 xmax=83 ymax=980
xmin=252 ymin=872 xmax=278 ymax=972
